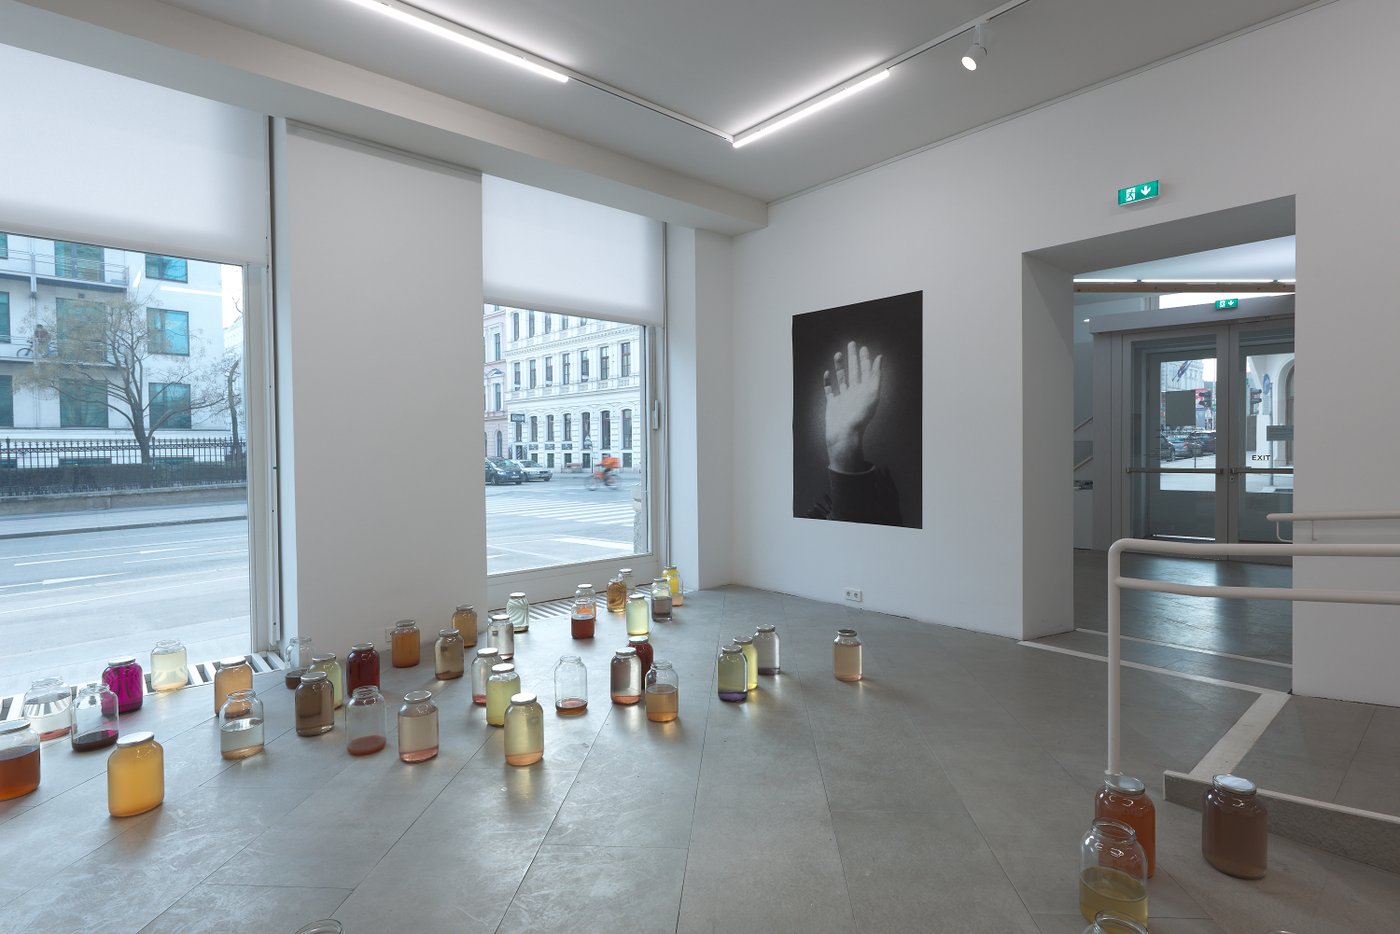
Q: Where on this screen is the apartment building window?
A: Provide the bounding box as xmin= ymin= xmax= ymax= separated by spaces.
xmin=492 ymin=331 xmax=501 ymax=361
xmin=493 ymin=384 xmax=502 ymax=411
xmin=600 ymin=347 xmax=610 ymax=380
xmin=621 ymin=342 xmax=631 ymax=378
xmin=530 ymin=416 xmax=538 ymax=443
xmin=144 ymin=254 xmax=188 ymax=282
xmin=512 ymin=362 xmax=521 ymax=389
xmin=580 ymin=350 xmax=590 ymax=382
xmin=54 ymin=241 xmax=103 ymax=281
xmin=543 ymin=315 xmax=552 ymax=334
xmin=512 ymin=313 xmax=520 ymax=341
xmin=564 ymin=413 xmax=572 ymax=441
xmin=545 ymin=356 xmax=554 ymax=385
xmin=147 ymin=308 xmax=190 ymax=355
xmin=514 ymin=420 xmax=522 ymax=442
xmin=528 ymin=312 xmax=536 ymax=338
xmin=601 ymin=410 xmax=611 ymax=448
xmin=56 ymin=297 xmax=107 ymax=363
xmin=622 ymin=409 xmax=632 ymax=450
xmin=495 ymin=431 xmax=503 ymax=457
xmin=562 ymin=353 xmax=571 ymax=384
xmin=582 ymin=411 xmax=591 ymax=442
xmin=0 ymin=291 xmax=9 ymax=343
xmin=546 ymin=415 xmax=555 ymax=441
xmin=149 ymin=382 xmax=192 ymax=430
xmin=528 ymin=360 xmax=537 ymax=389
xmin=0 ymin=376 xmax=12 ymax=428
xmin=58 ymin=378 xmax=107 ymax=427
xmin=0 ymin=233 xmax=7 ymax=259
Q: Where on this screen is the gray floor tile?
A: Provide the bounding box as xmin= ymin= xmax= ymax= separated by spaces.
xmin=497 ymin=844 xmax=688 ymax=933
xmin=676 ymin=849 xmax=856 ymax=934
xmin=139 ymin=884 xmax=352 ymax=934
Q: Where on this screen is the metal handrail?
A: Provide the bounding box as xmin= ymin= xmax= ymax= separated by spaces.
xmin=1266 ymin=509 xmax=1400 ymax=543
xmin=1106 ymin=538 xmax=1400 ymax=776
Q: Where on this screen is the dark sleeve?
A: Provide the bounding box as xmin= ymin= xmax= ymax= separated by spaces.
xmin=827 ymin=465 xmax=903 ymax=526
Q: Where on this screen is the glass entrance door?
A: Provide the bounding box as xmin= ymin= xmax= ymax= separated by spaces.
xmin=1231 ymin=329 xmax=1294 ymax=542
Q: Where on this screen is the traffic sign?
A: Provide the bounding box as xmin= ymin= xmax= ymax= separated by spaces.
xmin=1117 ymin=180 xmax=1160 ymax=205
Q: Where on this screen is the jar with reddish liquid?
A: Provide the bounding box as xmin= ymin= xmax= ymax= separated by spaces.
xmin=346 ymin=686 xmax=387 ymax=756
xmin=627 ymin=636 xmax=653 ymax=678
xmin=571 ymin=584 xmax=596 ymax=639
xmin=1094 ymin=772 xmax=1156 ymax=877
xmin=102 ymin=656 xmax=145 ymax=714
xmin=71 ymin=682 xmax=120 ymax=752
xmin=1202 ymin=774 xmax=1268 ymax=879
xmin=346 ymin=643 xmax=380 ymax=694
xmin=0 ymin=719 xmax=41 ymax=801
xmin=610 ymin=648 xmax=642 ymax=705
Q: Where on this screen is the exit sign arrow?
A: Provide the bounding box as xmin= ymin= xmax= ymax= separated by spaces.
xmin=1215 ymin=298 xmax=1240 ymax=310
xmin=1117 ymin=180 xmax=1160 ymax=205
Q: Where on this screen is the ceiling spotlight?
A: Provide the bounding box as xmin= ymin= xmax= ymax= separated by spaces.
xmin=961 ymin=24 xmax=988 ymax=71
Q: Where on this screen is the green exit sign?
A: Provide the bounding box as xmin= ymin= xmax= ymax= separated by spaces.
xmin=1215 ymin=298 xmax=1240 ymax=310
xmin=1117 ymin=180 xmax=1160 ymax=205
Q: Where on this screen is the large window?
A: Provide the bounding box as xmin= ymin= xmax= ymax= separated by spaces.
xmin=147 ymin=308 xmax=190 ymax=355
xmin=623 ymin=409 xmax=632 ymax=450
xmin=54 ymin=240 xmax=103 ymax=281
xmin=529 ymin=416 xmax=538 ymax=442
xmin=622 ymin=342 xmax=631 ymax=378
xmin=512 ymin=362 xmax=521 ymax=389
xmin=580 ymin=350 xmax=590 ymax=382
xmin=545 ymin=356 xmax=554 ymax=385
xmin=0 ymin=233 xmax=7 ymax=259
xmin=0 ymin=376 xmax=12 ymax=428
xmin=528 ymin=359 xmax=537 ymax=389
xmin=59 ymin=378 xmax=108 ymax=427
xmin=564 ymin=413 xmax=572 ymax=441
xmin=600 ymin=347 xmax=610 ymax=380
xmin=56 ymin=297 xmax=107 ymax=362
xmin=149 ymin=382 xmax=192 ymax=430
xmin=602 ymin=410 xmax=611 ymax=448
xmin=144 ymin=254 xmax=188 ymax=282
xmin=562 ymin=353 xmax=571 ymax=385
xmin=546 ymin=415 xmax=554 ymax=441
xmin=0 ymin=291 xmax=9 ymax=343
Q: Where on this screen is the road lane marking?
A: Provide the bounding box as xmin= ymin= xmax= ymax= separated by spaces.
xmin=125 ymin=549 xmax=247 ymax=564
xmin=0 ymin=572 xmax=124 ymax=589
xmin=16 ymin=545 xmax=191 ymax=567
xmin=0 ymin=572 xmax=247 ymax=616
xmin=1 ymin=534 xmax=245 ymax=561
xmin=0 ymin=564 xmax=246 ymax=601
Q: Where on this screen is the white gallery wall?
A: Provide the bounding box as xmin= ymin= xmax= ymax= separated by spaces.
xmin=727 ymin=0 xmax=1400 ymax=705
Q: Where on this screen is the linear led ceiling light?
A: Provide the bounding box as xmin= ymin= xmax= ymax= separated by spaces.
xmin=961 ymin=24 xmax=988 ymax=71
xmin=732 ymin=69 xmax=889 ymax=149
xmin=340 ymin=0 xmax=569 ymax=83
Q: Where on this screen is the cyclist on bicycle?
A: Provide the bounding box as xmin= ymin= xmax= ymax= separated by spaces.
xmin=599 ymin=455 xmax=621 ymax=486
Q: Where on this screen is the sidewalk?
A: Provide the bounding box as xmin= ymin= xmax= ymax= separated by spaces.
xmin=0 ymin=500 xmax=247 ymax=539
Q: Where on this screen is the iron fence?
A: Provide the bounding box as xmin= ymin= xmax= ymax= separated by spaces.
xmin=0 ymin=436 xmax=244 ymax=496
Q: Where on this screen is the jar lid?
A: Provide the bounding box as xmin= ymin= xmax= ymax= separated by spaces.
xmin=615 ymin=647 xmax=637 ymax=657
xmin=310 ymin=653 xmax=337 ymax=663
xmin=477 ymin=647 xmax=500 ymax=656
xmin=1212 ymin=774 xmax=1257 ymax=796
xmin=663 ymin=565 xmax=677 ymax=571
xmin=106 ymin=656 xmax=138 ymax=668
xmin=721 ymin=645 xmax=743 ymax=654
xmin=439 ymin=628 xmax=459 ymax=638
xmin=837 ymin=628 xmax=858 ymax=636
xmin=489 ymin=611 xmax=509 ymax=620
xmin=491 ymin=663 xmax=516 ymax=674
xmin=116 ymin=731 xmax=156 ymax=747
xmin=652 ymin=577 xmax=667 ymax=583
xmin=1103 ymin=772 xmax=1146 ymax=795
xmin=300 ymin=671 xmax=329 ymax=683
xmin=756 ymin=624 xmax=776 ymax=632
xmin=619 ymin=567 xmax=632 ymax=573
xmin=456 ymin=603 xmax=475 ymax=612
xmin=218 ymin=656 xmax=248 ymax=667
xmin=627 ymin=593 xmax=647 ymax=601
xmin=627 ymin=636 xmax=649 ymax=644
xmin=510 ymin=692 xmax=537 ymax=705
xmin=576 ymin=583 xmax=592 ymax=589
xmin=733 ymin=635 xmax=753 ymax=644
xmin=404 ymin=690 xmax=433 ymax=702
xmin=394 ymin=619 xmax=416 ymax=629
xmin=0 ymin=719 xmax=32 ymax=735
xmin=350 ymin=643 xmax=374 ymax=652
xmin=153 ymin=639 xmax=183 ymax=648
xmin=509 ymin=591 xmax=528 ymax=599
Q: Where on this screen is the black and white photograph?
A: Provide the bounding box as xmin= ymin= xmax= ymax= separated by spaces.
xmin=792 ymin=291 xmax=922 ymax=528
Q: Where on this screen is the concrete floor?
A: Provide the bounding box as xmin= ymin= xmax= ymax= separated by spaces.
xmin=1 ymin=586 xmax=1395 ymax=933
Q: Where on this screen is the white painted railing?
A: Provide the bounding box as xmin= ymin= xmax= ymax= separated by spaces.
xmin=1267 ymin=510 xmax=1400 ymax=542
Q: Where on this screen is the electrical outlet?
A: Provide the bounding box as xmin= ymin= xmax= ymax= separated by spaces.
xmin=844 ymin=588 xmax=863 ymax=603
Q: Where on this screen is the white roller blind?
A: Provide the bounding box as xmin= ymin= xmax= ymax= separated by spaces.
xmin=0 ymin=44 xmax=267 ymax=264
xmin=483 ymin=176 xmax=664 ymax=326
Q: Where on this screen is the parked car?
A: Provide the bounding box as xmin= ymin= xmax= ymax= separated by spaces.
xmin=1166 ymin=436 xmax=1196 ymax=458
xmin=1188 ymin=431 xmax=1216 ymax=455
xmin=1158 ymin=437 xmax=1175 ymax=462
xmin=512 ymin=459 xmax=553 ymax=481
xmin=485 ymin=457 xmax=525 ymax=485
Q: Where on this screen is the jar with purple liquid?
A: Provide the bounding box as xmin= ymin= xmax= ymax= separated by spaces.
xmin=102 ymin=656 xmax=145 ymax=714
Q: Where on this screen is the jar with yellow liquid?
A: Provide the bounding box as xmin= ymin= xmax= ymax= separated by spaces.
xmin=1079 ymin=819 xmax=1148 ymax=927
xmin=452 ymin=603 xmax=478 ymax=647
xmin=308 ymin=653 xmax=344 ymax=708
xmin=213 ymin=657 xmax=253 ymax=715
xmin=486 ymin=663 xmax=521 ymax=727
xmin=503 ymin=693 xmax=544 ymax=766
xmin=663 ymin=565 xmax=684 ymax=606
xmin=107 ymin=732 xmax=164 ymax=817
xmin=732 ymin=636 xmax=758 ymax=692
xmin=605 ymin=574 xmax=627 ymax=614
xmin=625 ymin=593 xmax=650 ymax=636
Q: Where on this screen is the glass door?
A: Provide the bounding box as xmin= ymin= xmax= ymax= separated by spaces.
xmin=1230 ymin=328 xmax=1294 ymax=542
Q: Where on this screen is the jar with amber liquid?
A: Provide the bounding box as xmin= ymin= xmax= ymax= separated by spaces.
xmin=107 ymin=731 xmax=164 ymax=817
xmin=471 ymin=647 xmax=501 ymax=705
xmin=605 ymin=574 xmax=627 ymax=614
xmin=0 ymin=720 xmax=41 ymax=801
xmin=453 ymin=604 xmax=478 ymax=647
xmin=645 ymin=660 xmax=679 ymax=723
xmin=1079 ymin=819 xmax=1148 ymax=927
xmin=487 ymin=612 xmax=515 ymax=660
xmin=486 ymin=663 xmax=521 ymax=727
xmin=219 ymin=689 xmax=265 ymax=760
xmin=732 ymin=636 xmax=758 ymax=692
xmin=650 ymin=578 xmax=672 ymax=622
xmin=213 ymin=657 xmax=253 ymax=715
xmin=346 ymin=643 xmax=380 ymax=694
xmin=507 ymin=592 xmax=530 ymax=633
xmin=308 ymin=653 xmax=343 ymax=708
xmin=610 ymin=648 xmax=642 ymax=705
xmin=754 ymin=624 xmax=780 ymax=674
xmin=553 ymin=655 xmax=588 ymax=716
xmin=435 ymin=629 xmax=465 ymax=679
xmin=625 ymin=593 xmax=649 ymax=636
xmin=717 ymin=645 xmax=747 ymax=702
xmin=71 ymin=682 xmax=119 ymax=752
xmin=282 ymin=635 xmax=314 ymax=688
xmin=627 ymin=635 xmax=653 ymax=677
xmin=1095 ymin=772 xmax=1156 ymax=877
xmin=150 ymin=639 xmax=189 ymax=692
xmin=1202 ymin=774 xmax=1268 ymax=879
xmin=503 ymin=692 xmax=544 ymax=766
xmin=397 ymin=690 xmax=439 ymax=763
xmin=571 ymin=584 xmax=596 ymax=639
xmin=664 ymin=565 xmax=684 ymax=606
xmin=391 ymin=619 xmax=421 ymax=668
xmin=346 ymin=686 xmax=388 ymax=756
xmin=295 ymin=671 xmax=335 ymax=736
xmin=833 ymin=629 xmax=863 ymax=682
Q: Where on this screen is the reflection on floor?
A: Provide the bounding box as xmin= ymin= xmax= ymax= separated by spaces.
xmin=1 ymin=586 xmax=1394 ymax=933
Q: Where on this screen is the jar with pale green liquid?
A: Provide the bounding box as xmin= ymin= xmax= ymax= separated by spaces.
xmin=625 ymin=593 xmax=650 ymax=636
xmin=309 ymin=653 xmax=344 ymax=708
xmin=149 ymin=639 xmax=188 ymax=692
xmin=733 ymin=636 xmax=758 ymax=692
xmin=486 ymin=663 xmax=521 ymax=727
xmin=1079 ymin=819 xmax=1148 ymax=927
xmin=717 ymin=645 xmax=747 ymax=702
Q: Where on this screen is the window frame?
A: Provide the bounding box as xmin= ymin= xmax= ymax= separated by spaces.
xmin=0 ymin=290 xmax=9 ymax=344
xmin=58 ymin=377 xmax=108 ymax=428
xmin=144 ymin=254 xmax=189 ymax=283
xmin=0 ymin=374 xmax=12 ymax=428
xmin=149 ymin=381 xmax=193 ymax=430
xmin=147 ymin=307 xmax=190 ymax=356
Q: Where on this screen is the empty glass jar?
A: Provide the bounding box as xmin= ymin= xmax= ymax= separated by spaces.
xmin=150 ymin=639 xmax=189 ymax=692
xmin=107 ymin=731 xmax=164 ymax=817
xmin=283 ymin=635 xmax=315 ymax=688
xmin=346 ymin=685 xmax=388 ymax=756
xmin=733 ymin=636 xmax=758 ymax=692
xmin=346 ymin=643 xmax=380 ymax=693
xmin=391 ymin=619 xmax=422 ymax=668
xmin=1095 ymin=772 xmax=1156 ymax=877
xmin=453 ymin=603 xmax=478 ymax=647
xmin=435 ymin=628 xmax=466 ymax=679
xmin=664 ymin=565 xmax=684 ymax=606
xmin=507 ymin=592 xmax=530 ymax=633
xmin=1202 ymin=774 xmax=1268 ymax=879
xmin=833 ymin=629 xmax=863 ymax=682
xmin=645 ymin=660 xmax=679 ymax=723
xmin=606 ymin=574 xmax=627 ymax=613
xmin=71 ymin=682 xmax=119 ymax=752
xmin=295 ymin=671 xmax=335 ymax=736
xmin=471 ymin=647 xmax=501 ymax=705
xmin=22 ymin=677 xmax=73 ymax=740
xmin=625 ymin=593 xmax=650 ymax=636
xmin=1079 ymin=819 xmax=1148 ymax=926
xmin=610 ymin=648 xmax=642 ymax=705
xmin=219 ymin=689 xmax=265 ymax=760
xmin=650 ymin=578 xmax=672 ymax=622
xmin=488 ymin=612 xmax=515 ymax=660
xmin=486 ymin=663 xmax=521 ymax=727
xmin=717 ymin=645 xmax=747 ymax=702
xmin=213 ymin=657 xmax=253 ymax=714
xmin=308 ymin=653 xmax=343 ymax=708
xmin=754 ymin=624 xmax=780 ymax=674
xmin=628 ymin=635 xmax=653 ymax=677
xmin=398 ymin=690 xmax=439 ymax=763
xmin=503 ymin=692 xmax=544 ymax=766
xmin=0 ymin=719 xmax=41 ymax=800
xmin=554 ymin=655 xmax=588 ymax=716
xmin=1082 ymin=913 xmax=1148 ymax=934
xmin=571 ymin=584 xmax=596 ymax=639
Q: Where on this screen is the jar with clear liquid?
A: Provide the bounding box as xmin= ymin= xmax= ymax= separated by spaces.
xmin=213 ymin=657 xmax=254 ymax=714
xmin=554 ymin=655 xmax=588 ymax=716
xmin=150 ymin=639 xmax=189 ymax=692
xmin=308 ymin=653 xmax=343 ymax=708
xmin=1079 ymin=819 xmax=1148 ymax=927
xmin=833 ymin=630 xmax=863 ymax=682
xmin=107 ymin=731 xmax=164 ymax=817
xmin=1095 ymin=772 xmax=1156 ymax=877
xmin=398 ymin=690 xmax=439 ymax=763
xmin=435 ymin=628 xmax=466 ymax=679
xmin=610 ymin=648 xmax=642 ymax=705
xmin=619 ymin=568 xmax=634 ymax=592
xmin=391 ymin=619 xmax=421 ymax=668
xmin=283 ymin=635 xmax=315 ymax=688
xmin=1202 ymin=774 xmax=1268 ymax=879
xmin=571 ymin=584 xmax=596 ymax=639
xmin=22 ymin=677 xmax=73 ymax=741
xmin=486 ymin=663 xmax=521 ymax=727
xmin=219 ymin=689 xmax=265 ymax=760
xmin=664 ymin=565 xmax=684 ymax=606
xmin=717 ymin=645 xmax=747 ymax=702
xmin=488 ymin=612 xmax=515 ymax=660
xmin=650 ymin=578 xmax=672 ymax=621
xmin=754 ymin=624 xmax=780 ymax=674
xmin=453 ymin=604 xmax=478 ymax=647
xmin=732 ymin=636 xmax=758 ymax=692
xmin=295 ymin=671 xmax=335 ymax=736
xmin=628 ymin=636 xmax=653 ymax=677
xmin=1082 ymin=913 xmax=1148 ymax=934
xmin=507 ymin=592 xmax=530 ymax=633
xmin=346 ymin=643 xmax=380 ymax=694
xmin=346 ymin=686 xmax=388 ymax=756
xmin=645 ymin=660 xmax=679 ymax=723
xmin=625 ymin=594 xmax=650 ymax=636
xmin=503 ymin=692 xmax=544 ymax=766
xmin=606 ymin=574 xmax=627 ymax=613
xmin=71 ymin=683 xmax=119 ymax=752
xmin=0 ymin=720 xmax=41 ymax=800
xmin=471 ymin=647 xmax=501 ymax=705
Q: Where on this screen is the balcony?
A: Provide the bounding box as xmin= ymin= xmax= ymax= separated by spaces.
xmin=0 ymin=248 xmax=129 ymax=292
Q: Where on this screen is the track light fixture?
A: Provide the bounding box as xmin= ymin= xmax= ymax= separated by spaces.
xmin=961 ymin=24 xmax=988 ymax=71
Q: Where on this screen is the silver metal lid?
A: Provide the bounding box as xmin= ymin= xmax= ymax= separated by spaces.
xmin=509 ymin=591 xmax=528 ymax=599
xmin=627 ymin=593 xmax=647 ymax=601
xmin=218 ymin=656 xmax=249 ymax=668
xmin=476 ymin=647 xmax=500 ymax=657
xmin=615 ymin=647 xmax=637 ymax=657
xmin=627 ymin=635 xmax=649 ymax=644
xmin=455 ymin=603 xmax=475 ymax=612
xmin=510 ymin=692 xmax=538 ymax=705
xmin=756 ymin=624 xmax=776 ymax=632
xmin=299 ymin=671 xmax=329 ymax=683
xmin=439 ymin=629 xmax=459 ymax=638
xmin=116 ymin=731 xmax=156 ymax=747
xmin=403 ymin=690 xmax=433 ymax=703
xmin=836 ymin=628 xmax=857 ymax=636
xmin=393 ymin=619 xmax=416 ymax=629
xmin=491 ymin=663 xmax=517 ymax=674
xmin=1103 ymin=772 xmax=1147 ymax=795
xmin=1212 ymin=774 xmax=1257 ymax=796
xmin=721 ymin=645 xmax=743 ymax=654
xmin=310 ymin=653 xmax=337 ymax=663
xmin=106 ymin=656 xmax=138 ymax=667
xmin=733 ymin=635 xmax=754 ymax=644
xmin=0 ymin=719 xmax=33 ymax=735
xmin=350 ymin=643 xmax=374 ymax=652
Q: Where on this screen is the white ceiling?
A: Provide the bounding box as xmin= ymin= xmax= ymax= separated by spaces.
xmin=156 ymin=0 xmax=1324 ymax=203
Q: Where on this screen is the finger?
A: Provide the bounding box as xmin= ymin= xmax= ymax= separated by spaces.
xmin=871 ymin=354 xmax=883 ymax=386
xmin=858 ymin=346 xmax=873 ymax=385
xmin=847 ymin=341 xmax=860 ymax=383
xmin=834 ymin=352 xmax=848 ymax=390
xmin=822 ymin=370 xmax=834 ymax=398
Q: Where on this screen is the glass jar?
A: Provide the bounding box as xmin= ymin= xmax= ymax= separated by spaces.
xmin=390 ymin=619 xmax=421 ymax=668
xmin=610 ymin=648 xmax=642 ymax=705
xmin=435 ymin=628 xmax=466 ymax=679
xmin=504 ymin=692 xmax=544 ymax=766
xmin=628 ymin=635 xmax=653 ymax=678
xmin=571 ymin=584 xmax=596 ymax=639
xmin=0 ymin=720 xmax=41 ymax=800
xmin=398 ymin=690 xmax=439 ymax=763
xmin=293 ymin=923 xmax=342 ymax=934
xmin=487 ymin=612 xmax=515 ymax=660
xmin=219 ymin=689 xmax=265 ymax=760
xmin=1202 ymin=774 xmax=1268 ymax=879
xmin=664 ymin=565 xmax=684 ymax=606
xmin=833 ymin=629 xmax=863 ymax=682
xmin=102 ymin=656 xmax=145 ymax=714
xmin=346 ymin=643 xmax=380 ymax=694
xmin=107 ymin=731 xmax=164 ymax=817
xmin=471 ymin=647 xmax=501 ymax=705
xmin=507 ymin=592 xmax=530 ymax=633
xmin=213 ymin=656 xmax=253 ymax=714
xmin=1081 ymin=913 xmax=1149 ymax=934
xmin=150 ymin=639 xmax=189 ymax=692
xmin=754 ymin=624 xmax=780 ymax=674
xmin=308 ymin=653 xmax=343 ymax=709
xmin=717 ymin=645 xmax=747 ymax=702
xmin=71 ymin=682 xmax=120 ymax=752
xmin=453 ymin=603 xmax=478 ymax=647
xmin=295 ymin=671 xmax=336 ymax=736
xmin=732 ymin=636 xmax=758 ymax=692
xmin=283 ymin=635 xmax=315 ymax=688
xmin=606 ymin=574 xmax=627 ymax=614
xmin=1079 ymin=819 xmax=1148 ymax=926
xmin=553 ymin=655 xmax=588 ymax=716
xmin=645 ymin=660 xmax=679 ymax=723
xmin=346 ymin=685 xmax=388 ymax=756
xmin=486 ymin=663 xmax=521 ymax=727
xmin=22 ymin=677 xmax=73 ymax=741
xmin=619 ymin=568 xmax=634 ymax=592
xmin=625 ymin=593 xmax=650 ymax=636
xmin=1095 ymin=772 xmax=1156 ymax=877
xmin=650 ymin=578 xmax=672 ymax=621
